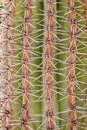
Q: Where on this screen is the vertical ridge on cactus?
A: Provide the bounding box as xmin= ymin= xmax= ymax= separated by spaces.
xmin=43 ymin=0 xmax=55 ymax=129
xmin=22 ymin=0 xmax=32 ymax=129
xmin=67 ymin=0 xmax=77 ymax=130
xmin=6 ymin=0 xmax=16 ymax=129
xmin=0 ymin=1 xmax=9 ymax=129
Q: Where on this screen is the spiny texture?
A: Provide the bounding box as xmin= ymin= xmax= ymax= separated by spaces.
xmin=1 ymin=1 xmax=87 ymax=130
xmin=0 ymin=1 xmax=9 ymax=129
xmin=6 ymin=0 xmax=15 ymax=129
xmin=83 ymin=0 xmax=87 ymax=101
xmin=67 ymin=0 xmax=77 ymax=130
xmin=83 ymin=0 xmax=87 ymax=124
xmin=44 ymin=0 xmax=55 ymax=129
xmin=22 ymin=0 xmax=32 ymax=129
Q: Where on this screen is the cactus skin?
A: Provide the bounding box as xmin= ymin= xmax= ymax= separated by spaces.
xmin=67 ymin=0 xmax=77 ymax=130
xmin=44 ymin=0 xmax=55 ymax=129
xmin=22 ymin=0 xmax=32 ymax=129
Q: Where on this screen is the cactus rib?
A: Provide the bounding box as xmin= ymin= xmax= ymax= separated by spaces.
xmin=44 ymin=0 xmax=55 ymax=129
xmin=22 ymin=0 xmax=32 ymax=129
xmin=67 ymin=0 xmax=77 ymax=130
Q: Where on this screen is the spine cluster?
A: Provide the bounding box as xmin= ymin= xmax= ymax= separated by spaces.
xmin=67 ymin=0 xmax=77 ymax=130
xmin=44 ymin=0 xmax=55 ymax=129
xmin=22 ymin=0 xmax=32 ymax=129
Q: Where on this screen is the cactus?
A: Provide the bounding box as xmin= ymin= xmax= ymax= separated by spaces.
xmin=1 ymin=0 xmax=87 ymax=130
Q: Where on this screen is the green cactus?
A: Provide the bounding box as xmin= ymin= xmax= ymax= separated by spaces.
xmin=0 ymin=0 xmax=87 ymax=130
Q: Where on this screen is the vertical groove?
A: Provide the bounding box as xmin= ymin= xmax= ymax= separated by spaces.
xmin=6 ymin=0 xmax=15 ymax=129
xmin=67 ymin=0 xmax=77 ymax=130
xmin=22 ymin=0 xmax=32 ymax=129
xmin=44 ymin=0 xmax=55 ymax=129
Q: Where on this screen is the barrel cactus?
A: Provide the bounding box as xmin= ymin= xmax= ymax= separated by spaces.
xmin=0 ymin=0 xmax=87 ymax=130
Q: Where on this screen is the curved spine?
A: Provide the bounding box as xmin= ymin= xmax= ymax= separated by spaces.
xmin=22 ymin=0 xmax=32 ymax=129
xmin=67 ymin=0 xmax=77 ymax=130
xmin=44 ymin=0 xmax=55 ymax=129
